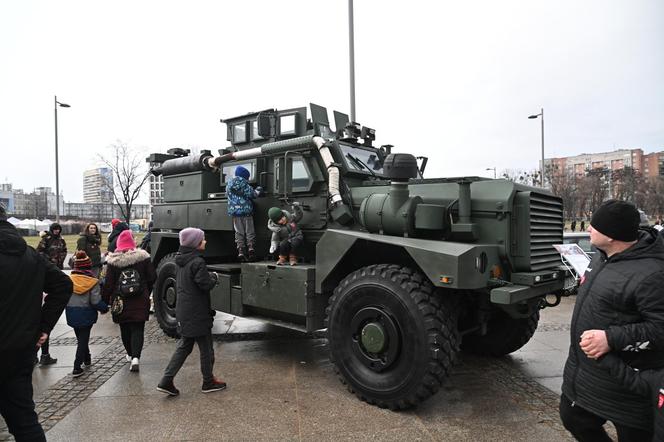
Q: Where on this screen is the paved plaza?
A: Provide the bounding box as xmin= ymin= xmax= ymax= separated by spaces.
xmin=1 ymin=297 xmax=582 ymax=441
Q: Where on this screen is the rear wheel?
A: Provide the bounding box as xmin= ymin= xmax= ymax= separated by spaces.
xmin=326 ymin=264 xmax=459 ymax=410
xmin=154 ymin=253 xmax=179 ymax=338
xmin=462 ymin=307 xmax=539 ymax=356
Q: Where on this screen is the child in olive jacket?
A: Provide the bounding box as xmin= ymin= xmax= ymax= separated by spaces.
xmin=66 ymin=251 xmax=109 ymax=377
xmin=596 ymin=353 xmax=664 ymax=440
xmin=267 ymin=203 xmax=303 ymax=266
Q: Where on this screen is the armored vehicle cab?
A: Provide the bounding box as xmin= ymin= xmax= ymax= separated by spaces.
xmin=148 ymin=103 xmax=565 ymax=409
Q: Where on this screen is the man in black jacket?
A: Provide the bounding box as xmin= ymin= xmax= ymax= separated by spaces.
xmin=0 ymin=204 xmax=73 ymax=441
xmin=560 ymin=200 xmax=664 ymax=441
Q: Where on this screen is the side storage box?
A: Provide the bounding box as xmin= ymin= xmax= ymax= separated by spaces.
xmin=152 ymin=204 xmax=188 ymax=229
xmin=241 ymin=263 xmax=315 ymax=318
xmin=208 ymin=264 xmax=241 ymax=314
xmin=163 ymin=171 xmax=220 ymax=202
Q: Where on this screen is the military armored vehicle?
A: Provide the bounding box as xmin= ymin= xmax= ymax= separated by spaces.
xmin=147 ymin=103 xmax=564 ymax=409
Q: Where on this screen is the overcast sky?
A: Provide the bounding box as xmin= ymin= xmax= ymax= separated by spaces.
xmin=1 ymin=0 xmax=662 ymax=203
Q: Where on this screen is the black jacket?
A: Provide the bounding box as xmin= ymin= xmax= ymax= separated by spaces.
xmin=0 ymin=220 xmax=72 ymax=351
xmin=107 ymin=222 xmax=129 ymax=253
xmin=597 ymin=354 xmax=664 ymax=441
xmin=562 ymin=228 xmax=664 ymax=430
xmin=175 ymin=247 xmax=216 ymax=337
xmin=77 ymin=233 xmax=102 ymax=267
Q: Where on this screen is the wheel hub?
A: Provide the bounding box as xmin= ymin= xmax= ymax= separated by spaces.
xmin=165 ymin=278 xmax=177 ymax=308
xmin=350 ymin=307 xmax=401 ymax=372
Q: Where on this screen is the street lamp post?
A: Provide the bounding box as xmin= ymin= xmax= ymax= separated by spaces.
xmin=486 ymin=167 xmax=497 ymax=179
xmin=528 ymin=108 xmax=545 ymax=188
xmin=348 ymin=0 xmax=356 ymax=122
xmin=54 ymin=96 xmax=70 ymax=223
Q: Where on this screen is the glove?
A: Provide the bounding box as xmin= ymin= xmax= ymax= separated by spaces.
xmin=269 ymin=242 xmax=278 ymax=254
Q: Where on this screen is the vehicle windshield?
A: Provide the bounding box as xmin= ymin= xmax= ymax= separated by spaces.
xmin=340 ymin=145 xmax=384 ymax=175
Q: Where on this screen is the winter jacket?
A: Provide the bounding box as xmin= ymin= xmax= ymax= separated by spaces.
xmin=37 ymin=227 xmax=67 ymax=269
xmin=0 ymin=220 xmax=72 ymax=351
xmin=174 ymin=246 xmax=217 ymax=337
xmin=65 ymin=271 xmax=108 ymax=328
xmin=226 ymin=176 xmax=258 ymax=217
xmin=77 ymin=233 xmax=102 ymax=267
xmin=101 ymin=248 xmax=156 ymax=324
xmin=107 ymin=222 xmax=129 ymax=253
xmin=597 ymin=353 xmax=664 ymax=441
xmin=562 ymin=228 xmax=664 ymax=430
xmin=268 ymin=205 xmax=304 ymax=247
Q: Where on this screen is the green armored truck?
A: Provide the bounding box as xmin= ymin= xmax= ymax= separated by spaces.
xmin=148 ymin=103 xmax=564 ymax=409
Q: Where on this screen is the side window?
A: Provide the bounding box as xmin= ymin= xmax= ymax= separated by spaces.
xmin=221 ymin=161 xmax=255 ymax=184
xmin=292 ymin=159 xmax=311 ymax=191
xmin=274 ymin=156 xmax=313 ymax=193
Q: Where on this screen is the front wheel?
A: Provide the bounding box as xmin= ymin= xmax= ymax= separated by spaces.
xmin=153 ymin=253 xmax=179 ymax=338
xmin=326 ymin=264 xmax=460 ymax=410
xmin=461 ymin=307 xmax=540 ymax=356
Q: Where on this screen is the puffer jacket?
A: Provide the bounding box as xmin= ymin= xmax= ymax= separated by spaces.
xmin=65 ymin=271 xmax=108 ymax=327
xmin=226 ymin=176 xmax=258 ymax=217
xmin=562 ymin=228 xmax=664 ymax=430
xmin=174 ymin=246 xmax=217 ymax=337
xmin=101 ymin=248 xmax=156 ymax=323
xmin=267 ymin=205 xmax=303 ymax=245
xmin=597 ymin=353 xmax=664 ymax=441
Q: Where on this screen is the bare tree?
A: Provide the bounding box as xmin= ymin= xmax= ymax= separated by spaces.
xmin=98 ymin=141 xmax=150 ymax=225
xmin=501 ymin=168 xmax=541 ymax=187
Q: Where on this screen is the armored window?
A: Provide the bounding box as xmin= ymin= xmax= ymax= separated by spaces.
xmin=220 ymin=161 xmax=256 ymax=184
xmin=251 ymin=120 xmax=263 ymax=141
xmin=279 ymin=114 xmax=296 ymax=135
xmin=232 ymin=123 xmax=248 ymax=144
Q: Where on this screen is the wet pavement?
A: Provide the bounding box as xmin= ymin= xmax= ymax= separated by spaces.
xmin=1 ymin=297 xmax=583 ymax=441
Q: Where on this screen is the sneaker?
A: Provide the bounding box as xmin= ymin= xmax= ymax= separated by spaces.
xmin=289 ymin=254 xmax=298 ymax=266
xmin=125 ymin=354 xmax=132 ymax=363
xmin=39 ymin=354 xmax=57 ymax=366
xmin=130 ymin=358 xmax=139 ymax=372
xmin=72 ymin=367 xmax=84 ymax=378
xmin=157 ymin=379 xmax=180 ymax=397
xmin=83 ymin=354 xmax=92 ymax=367
xmin=201 ymin=377 xmax=227 ymax=393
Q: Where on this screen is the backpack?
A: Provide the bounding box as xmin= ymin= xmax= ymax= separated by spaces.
xmin=118 ymin=267 xmax=142 ymax=297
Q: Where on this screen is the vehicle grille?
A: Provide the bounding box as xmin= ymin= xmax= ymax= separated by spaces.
xmin=529 ymin=192 xmax=564 ymax=271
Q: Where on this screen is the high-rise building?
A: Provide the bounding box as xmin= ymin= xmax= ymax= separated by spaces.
xmin=147 ymin=163 xmax=164 ymax=206
xmin=83 ymin=168 xmax=114 ymax=204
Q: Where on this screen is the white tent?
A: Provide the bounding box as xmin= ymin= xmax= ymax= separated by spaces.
xmin=16 ymin=218 xmax=51 ymax=231
xmin=6 ymin=216 xmax=21 ymax=226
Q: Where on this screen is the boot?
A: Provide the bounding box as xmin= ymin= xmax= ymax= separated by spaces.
xmin=237 ymin=247 xmax=247 ymax=262
xmin=39 ymin=354 xmax=57 ymax=366
xmin=276 ymin=255 xmax=287 ymax=265
xmin=289 ymin=255 xmax=298 ymax=266
xmin=247 ymin=242 xmax=256 ymax=262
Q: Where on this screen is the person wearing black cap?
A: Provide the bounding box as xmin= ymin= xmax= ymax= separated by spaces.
xmin=560 ymin=199 xmax=664 ymax=441
xmin=0 ymin=203 xmax=73 ymax=441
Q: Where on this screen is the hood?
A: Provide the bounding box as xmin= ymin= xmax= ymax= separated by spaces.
xmin=0 ymin=221 xmax=27 ymax=256
xmin=611 ymin=227 xmax=664 ymax=262
xmin=114 ymin=222 xmax=129 ymax=233
xmin=49 ymin=223 xmax=62 ymax=235
xmin=267 ymin=219 xmax=282 ymax=233
xmin=70 ymin=273 xmax=98 ymax=294
xmin=175 ymin=246 xmax=202 ymax=267
xmin=105 ymin=248 xmax=150 ymax=267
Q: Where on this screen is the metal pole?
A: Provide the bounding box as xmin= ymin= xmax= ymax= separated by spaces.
xmin=540 ymin=107 xmax=545 ymax=188
xmin=348 ymin=0 xmax=356 ymax=122
xmin=54 ymin=95 xmax=60 ymax=223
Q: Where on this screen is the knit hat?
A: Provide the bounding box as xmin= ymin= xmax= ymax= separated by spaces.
xmin=179 ymin=227 xmax=205 ymax=248
xmin=235 ymin=166 xmax=250 ymax=180
xmin=115 ymin=230 xmax=136 ymax=251
xmin=73 ymin=250 xmax=92 ymax=270
xmin=111 ymin=218 xmax=121 ymax=229
xmin=268 ymin=207 xmax=284 ymax=223
xmin=590 ymin=199 xmax=640 ymax=242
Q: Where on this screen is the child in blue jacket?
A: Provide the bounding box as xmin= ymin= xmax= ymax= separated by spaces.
xmin=226 ymin=166 xmax=261 ymax=261
xmin=66 ymin=251 xmax=109 ymax=377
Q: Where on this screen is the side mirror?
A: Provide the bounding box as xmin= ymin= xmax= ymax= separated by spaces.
xmin=257 ymin=111 xmax=277 ymax=138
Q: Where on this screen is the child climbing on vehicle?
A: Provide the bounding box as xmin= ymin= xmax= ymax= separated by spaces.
xmin=226 ymin=166 xmax=261 ymax=261
xmin=267 ymin=202 xmax=303 ymax=266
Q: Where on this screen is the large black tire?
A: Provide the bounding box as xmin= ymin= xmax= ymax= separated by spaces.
xmin=153 ymin=253 xmax=179 ymax=338
xmin=462 ymin=308 xmax=539 ymax=356
xmin=326 ymin=264 xmax=459 ymax=410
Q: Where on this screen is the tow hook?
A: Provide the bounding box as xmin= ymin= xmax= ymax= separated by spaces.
xmin=540 ymin=293 xmax=562 ymax=309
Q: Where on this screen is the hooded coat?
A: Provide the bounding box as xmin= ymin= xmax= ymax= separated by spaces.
xmin=562 ymin=228 xmax=664 ymax=430
xmin=107 ymin=222 xmax=129 ymax=253
xmin=0 ymin=220 xmax=72 ymax=351
xmin=101 ymin=248 xmax=156 ymax=323
xmin=36 ymin=223 xmax=67 ymax=269
xmin=66 ymin=272 xmax=108 ymax=327
xmin=174 ymin=247 xmax=217 ymax=337
xmin=226 ymin=176 xmax=258 ymax=217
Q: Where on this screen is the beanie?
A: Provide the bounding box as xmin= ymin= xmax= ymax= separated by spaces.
xmin=590 ymin=199 xmax=640 ymax=242
xmin=235 ymin=166 xmax=250 ymax=180
xmin=179 ymin=227 xmax=205 ymax=248
xmin=115 ymin=230 xmax=136 ymax=251
xmin=111 ymin=218 xmax=121 ymax=228
xmin=268 ymin=207 xmax=283 ymax=223
xmin=73 ymin=250 xmax=92 ymax=270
